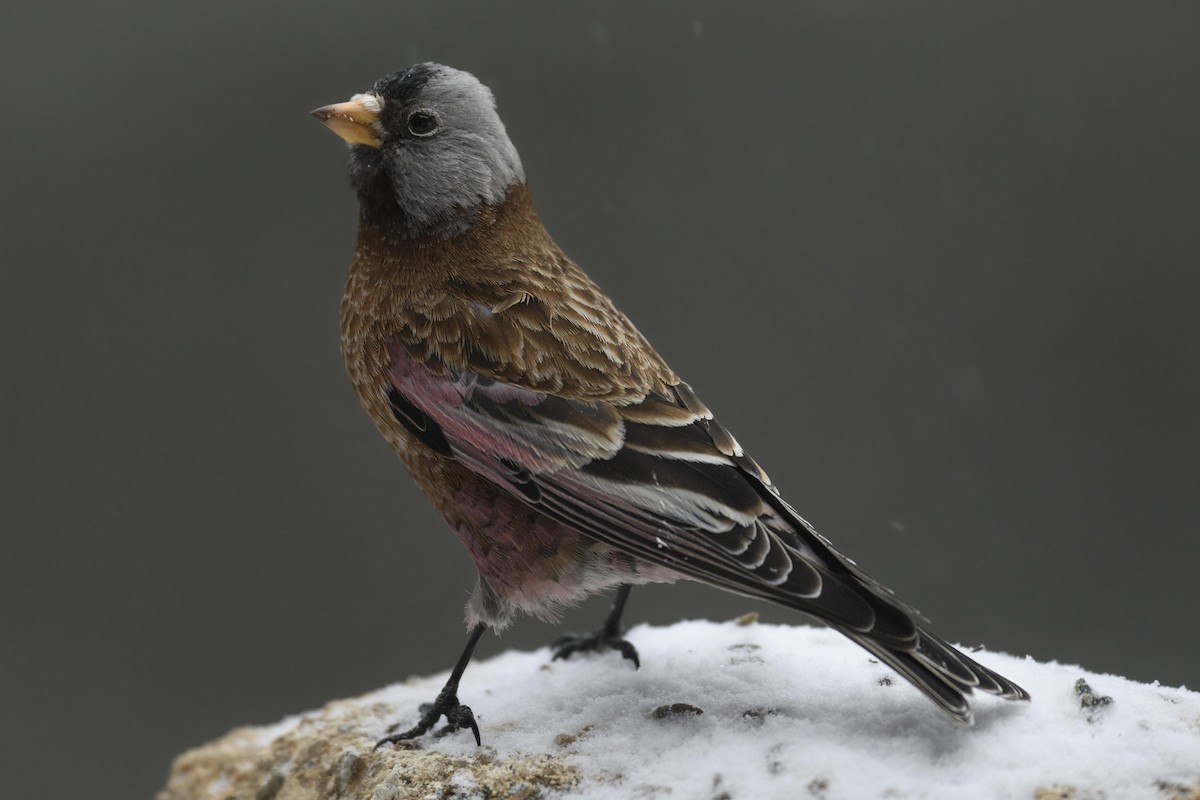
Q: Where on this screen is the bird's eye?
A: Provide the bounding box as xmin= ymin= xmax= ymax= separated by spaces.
xmin=406 ymin=109 xmax=442 ymax=138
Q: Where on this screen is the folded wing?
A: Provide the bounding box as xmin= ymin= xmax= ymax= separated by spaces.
xmin=388 ymin=339 xmax=1029 ymax=723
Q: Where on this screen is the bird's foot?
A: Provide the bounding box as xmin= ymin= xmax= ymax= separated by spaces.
xmin=552 ymin=628 xmax=640 ymax=669
xmin=375 ymin=687 xmax=481 ymax=748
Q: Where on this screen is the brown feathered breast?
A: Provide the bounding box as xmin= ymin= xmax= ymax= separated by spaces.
xmin=340 ymin=184 xmax=684 ymax=624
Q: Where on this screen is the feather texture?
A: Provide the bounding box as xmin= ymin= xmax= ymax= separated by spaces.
xmin=332 ymin=66 xmax=1029 ymax=725
xmin=340 ymin=184 xmax=1028 ymax=724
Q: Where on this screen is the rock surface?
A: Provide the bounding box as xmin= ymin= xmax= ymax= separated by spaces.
xmin=157 ymin=620 xmax=1200 ymax=800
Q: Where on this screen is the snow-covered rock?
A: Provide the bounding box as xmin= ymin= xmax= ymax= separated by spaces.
xmin=156 ymin=619 xmax=1200 ymax=800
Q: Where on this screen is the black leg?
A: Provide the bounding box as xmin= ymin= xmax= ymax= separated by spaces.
xmin=376 ymin=623 xmax=488 ymax=748
xmin=552 ymin=584 xmax=640 ymax=668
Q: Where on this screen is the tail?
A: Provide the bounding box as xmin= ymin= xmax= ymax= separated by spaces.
xmin=839 ymin=625 xmax=1030 ymax=725
xmin=750 ymin=492 xmax=1031 ymax=724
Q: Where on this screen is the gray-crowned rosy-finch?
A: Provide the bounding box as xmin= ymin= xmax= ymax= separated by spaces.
xmin=313 ymin=63 xmax=1029 ymax=747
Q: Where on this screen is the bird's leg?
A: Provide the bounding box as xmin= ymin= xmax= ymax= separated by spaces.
xmin=551 ymin=584 xmax=640 ymax=668
xmin=376 ymin=623 xmax=487 ymax=748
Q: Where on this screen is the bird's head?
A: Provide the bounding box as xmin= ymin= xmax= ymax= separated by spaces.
xmin=313 ymin=63 xmax=525 ymax=238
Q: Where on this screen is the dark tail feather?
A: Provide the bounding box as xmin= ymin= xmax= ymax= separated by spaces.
xmin=840 ymin=627 xmax=1030 ymax=726
xmin=760 ymin=494 xmax=1030 ymax=723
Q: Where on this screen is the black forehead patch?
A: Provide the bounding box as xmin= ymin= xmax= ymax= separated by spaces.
xmin=372 ymin=63 xmax=442 ymax=108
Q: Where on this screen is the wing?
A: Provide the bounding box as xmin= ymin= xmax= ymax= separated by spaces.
xmin=388 ymin=336 xmax=1028 ymax=722
xmin=390 ymin=339 xmax=882 ymax=628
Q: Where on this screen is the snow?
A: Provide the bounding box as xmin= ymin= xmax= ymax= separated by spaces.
xmin=250 ymin=620 xmax=1199 ymax=799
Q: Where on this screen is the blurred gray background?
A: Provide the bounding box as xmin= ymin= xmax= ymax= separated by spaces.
xmin=3 ymin=1 xmax=1198 ymax=797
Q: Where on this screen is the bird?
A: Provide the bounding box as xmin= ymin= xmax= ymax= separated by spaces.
xmin=312 ymin=63 xmax=1029 ymax=747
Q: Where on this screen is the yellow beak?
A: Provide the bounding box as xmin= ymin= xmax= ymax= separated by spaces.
xmin=311 ymin=95 xmax=382 ymax=148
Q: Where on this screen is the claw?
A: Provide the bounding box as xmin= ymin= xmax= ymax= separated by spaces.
xmin=376 ymin=691 xmax=481 ymax=748
xmin=552 ymin=631 xmax=640 ymax=669
xmin=445 ymin=704 xmax=481 ymax=746
xmin=551 ymin=585 xmax=639 ymax=668
xmin=376 ymin=623 xmax=488 ymax=749
xmin=615 ymin=639 xmax=641 ymax=669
